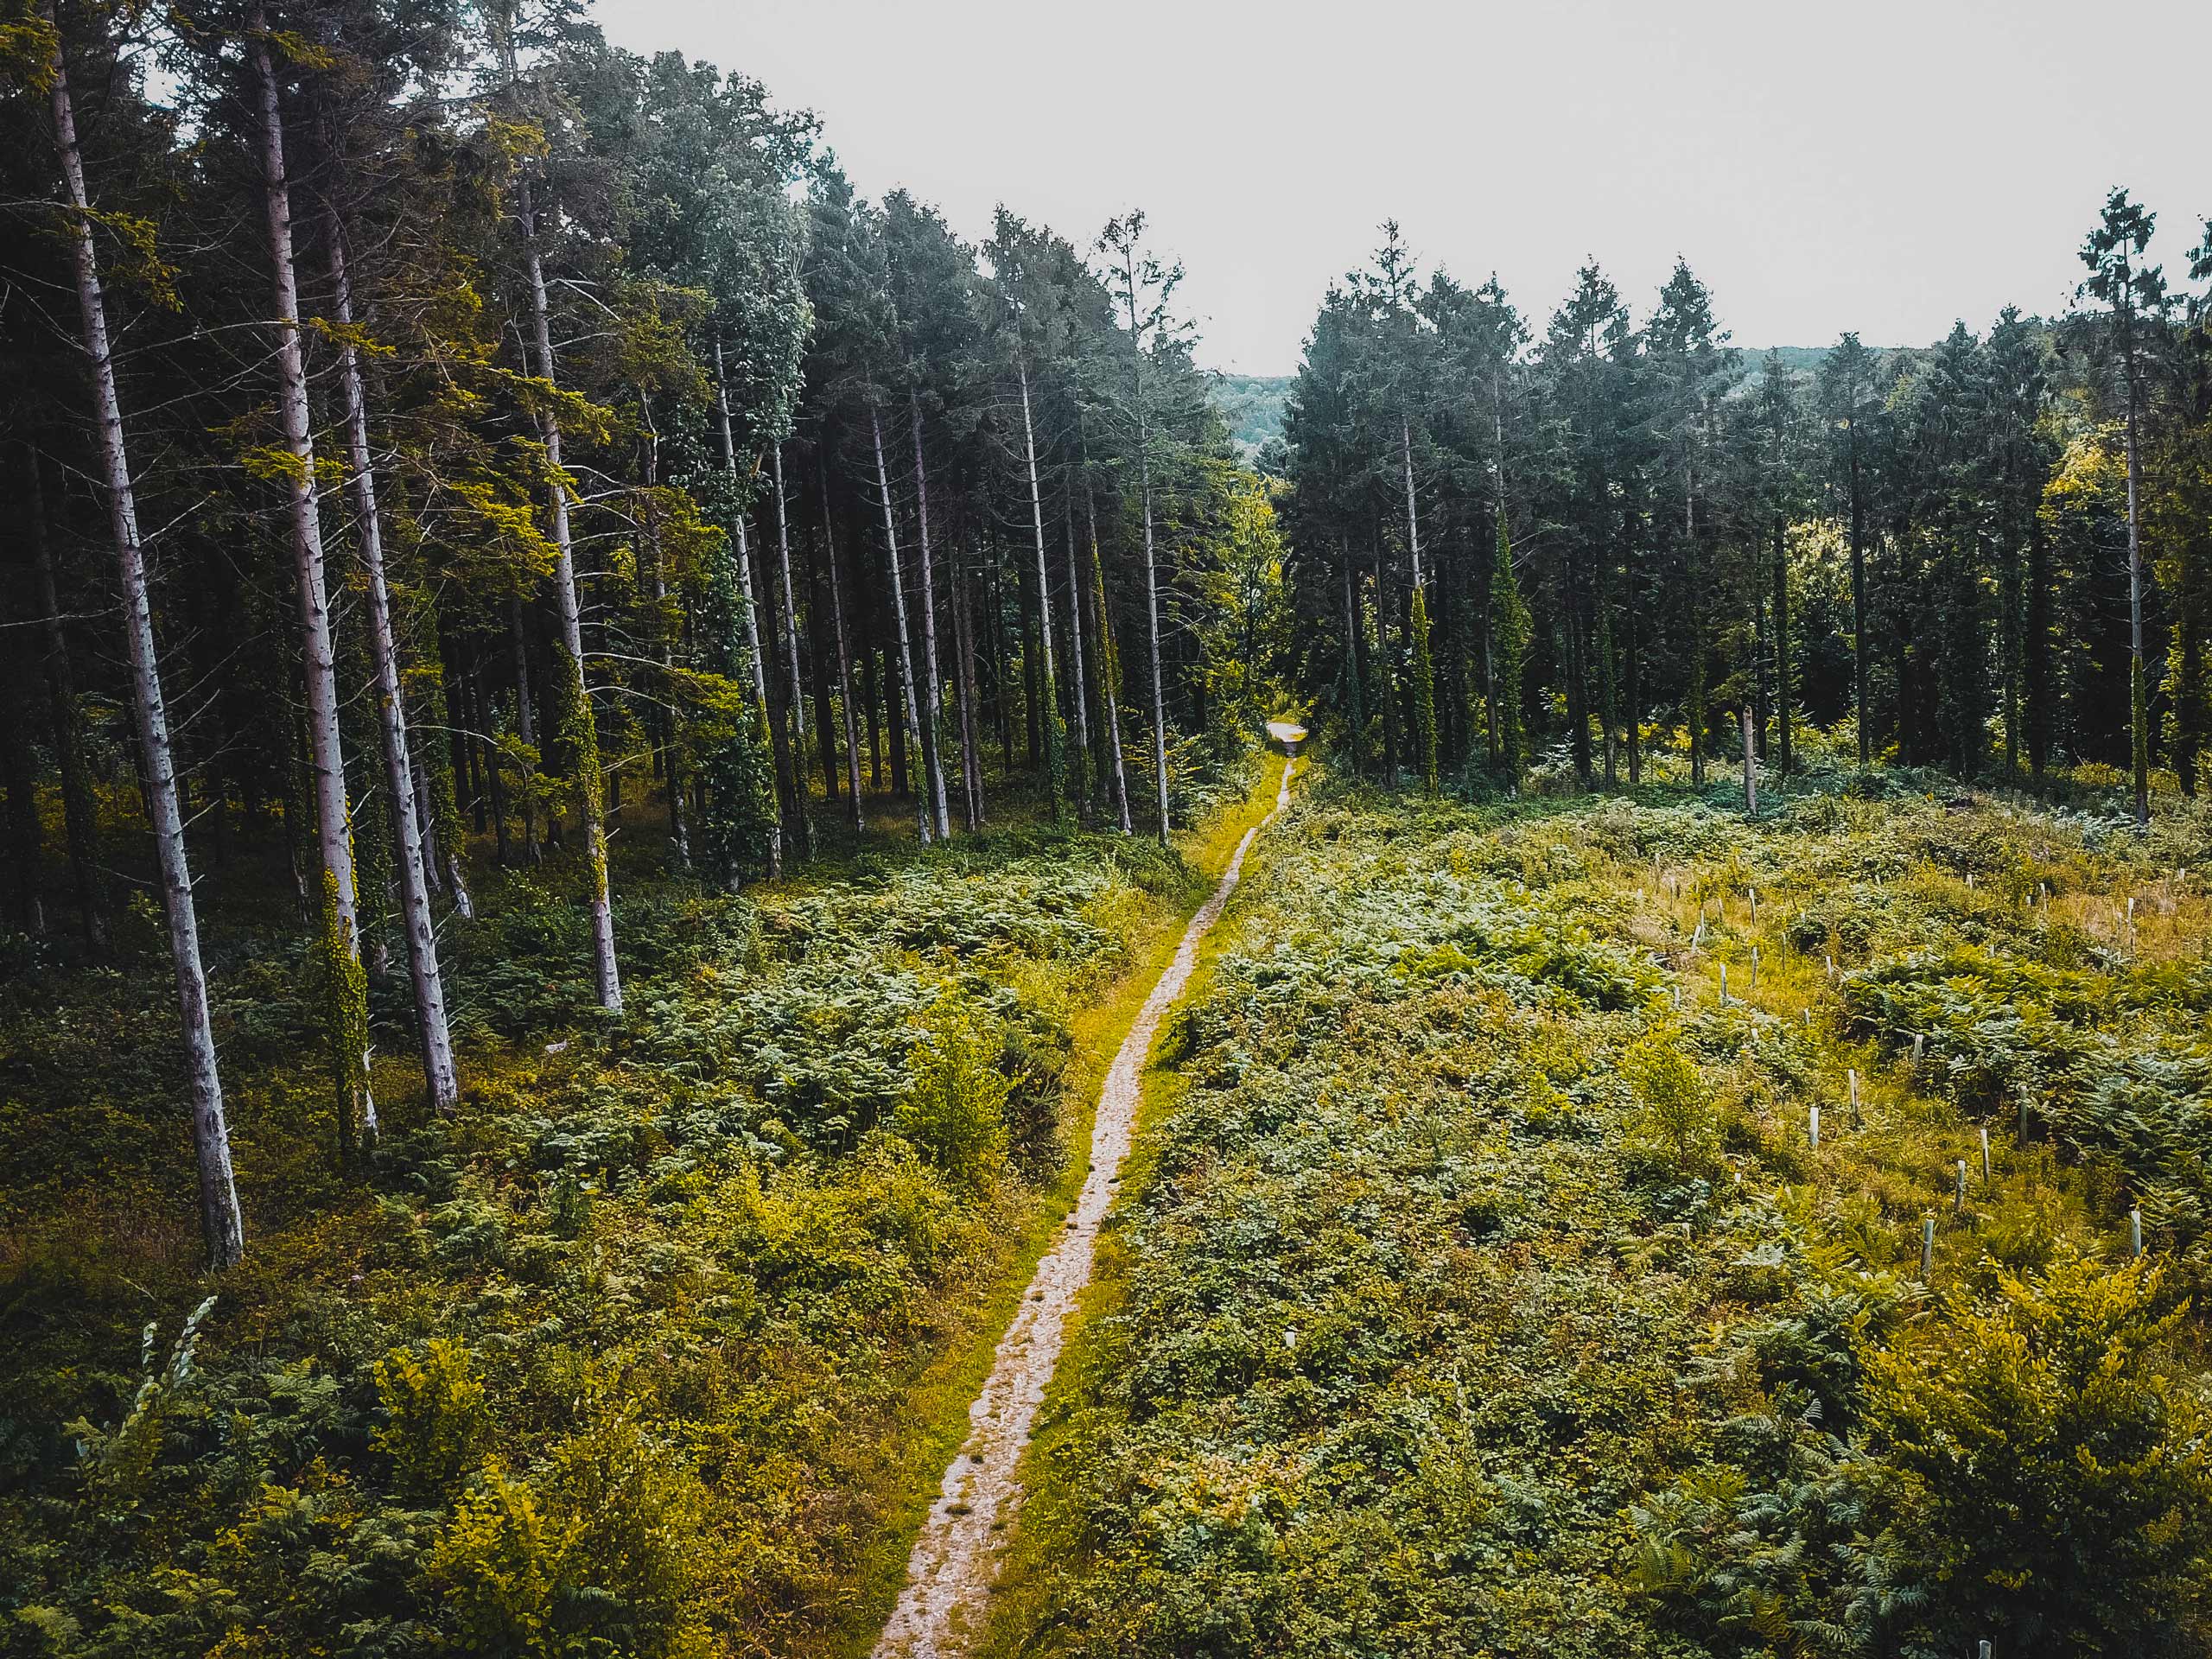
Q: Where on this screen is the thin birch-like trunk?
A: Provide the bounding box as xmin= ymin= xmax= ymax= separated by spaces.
xmin=1116 ymin=283 xmax=1171 ymax=846
xmin=951 ymin=543 xmax=984 ymax=829
xmin=504 ymin=37 xmax=617 ymax=1009
xmin=906 ymin=394 xmax=951 ymax=839
xmin=1085 ymin=476 xmax=1133 ymax=833
xmin=712 ymin=340 xmax=780 ymax=877
xmin=638 ymin=406 xmax=687 ymax=868
xmin=253 ymin=21 xmax=376 ymax=1132
xmin=871 ymin=404 xmax=931 ymax=842
xmin=1016 ymin=361 xmax=1064 ymax=818
xmin=48 ymin=11 xmax=242 ymax=1267
xmin=1062 ymin=476 xmax=1091 ymax=813
xmin=327 ymin=220 xmax=458 ymax=1109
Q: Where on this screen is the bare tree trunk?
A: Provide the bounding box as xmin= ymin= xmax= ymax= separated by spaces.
xmin=951 ymin=543 xmax=985 ymax=829
xmin=771 ymin=445 xmax=814 ymax=859
xmin=327 ymin=218 xmax=458 ymax=1109
xmin=253 ymin=22 xmax=377 ymax=1133
xmin=1401 ymin=415 xmax=1423 ymax=590
xmin=48 ymin=12 xmax=242 ymax=1268
xmin=636 ymin=407 xmax=688 ymax=869
xmin=1016 ymin=362 xmax=1065 ymax=819
xmin=872 ymin=404 xmax=931 ymax=842
xmin=1062 ymin=475 xmax=1092 ymax=816
xmin=907 ymin=393 xmax=952 ymax=839
xmin=24 ymin=447 xmax=106 ymax=949
xmin=1118 ymin=299 xmax=1171 ymax=845
xmin=1085 ymin=477 xmax=1134 ymax=834
xmin=804 ymin=524 xmax=840 ymax=805
xmin=818 ymin=460 xmax=866 ymax=829
xmin=712 ymin=340 xmax=780 ymax=878
xmin=512 ymin=152 xmax=619 ymax=1010
xmin=2123 ymin=347 xmax=2150 ymax=830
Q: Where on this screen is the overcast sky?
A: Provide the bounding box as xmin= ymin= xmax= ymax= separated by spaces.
xmin=600 ymin=0 xmax=2212 ymax=376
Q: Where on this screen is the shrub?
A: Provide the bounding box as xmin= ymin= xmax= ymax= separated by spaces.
xmin=1624 ymin=1030 xmax=1721 ymax=1181
xmin=893 ymin=1009 xmax=1013 ymax=1193
xmin=373 ymin=1338 xmax=489 ymax=1499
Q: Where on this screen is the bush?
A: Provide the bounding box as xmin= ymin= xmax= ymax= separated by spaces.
xmin=893 ymin=1008 xmax=1013 ymax=1193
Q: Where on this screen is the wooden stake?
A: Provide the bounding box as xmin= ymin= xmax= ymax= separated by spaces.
xmin=1808 ymin=1103 xmax=1820 ymax=1151
xmin=1980 ymin=1125 xmax=1991 ymax=1184
xmin=1955 ymin=1159 xmax=1967 ymax=1212
xmin=2131 ymin=1208 xmax=2145 ymax=1259
xmin=1921 ymin=1215 xmax=1936 ymax=1282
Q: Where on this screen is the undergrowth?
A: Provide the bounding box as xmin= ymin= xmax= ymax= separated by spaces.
xmin=0 ymin=793 xmax=1224 ymax=1659
xmin=988 ymin=772 xmax=2212 ymax=1659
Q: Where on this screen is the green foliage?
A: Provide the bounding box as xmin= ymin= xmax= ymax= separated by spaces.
xmin=1866 ymin=1252 xmax=2212 ymax=1655
xmin=894 ymin=1008 xmax=1013 ymax=1192
xmin=989 ymin=775 xmax=2212 ymax=1659
xmin=1623 ymin=1028 xmax=1719 ymax=1180
xmin=0 ymin=806 xmax=1198 ymax=1657
xmin=373 ymin=1338 xmax=490 ymax=1498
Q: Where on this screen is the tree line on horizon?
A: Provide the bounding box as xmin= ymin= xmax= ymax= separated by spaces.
xmin=0 ymin=0 xmax=1283 ymax=1269
xmin=1276 ymin=204 xmax=2212 ymax=822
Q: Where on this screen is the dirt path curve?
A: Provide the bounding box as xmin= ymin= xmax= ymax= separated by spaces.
xmin=872 ymin=752 xmax=1300 ymax=1659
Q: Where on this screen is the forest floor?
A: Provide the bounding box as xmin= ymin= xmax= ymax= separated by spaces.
xmin=976 ymin=766 xmax=2212 ymax=1659
xmin=873 ymin=753 xmax=1299 ymax=1658
xmin=0 ymin=759 xmax=1285 ymax=1659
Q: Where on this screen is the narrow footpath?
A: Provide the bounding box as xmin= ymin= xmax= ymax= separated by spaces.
xmin=872 ymin=749 xmax=1301 ymax=1658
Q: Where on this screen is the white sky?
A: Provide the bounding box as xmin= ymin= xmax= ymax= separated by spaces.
xmin=601 ymin=0 xmax=2212 ymax=375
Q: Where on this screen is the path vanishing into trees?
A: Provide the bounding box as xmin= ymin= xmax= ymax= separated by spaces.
xmin=873 ymin=745 xmax=1302 ymax=1658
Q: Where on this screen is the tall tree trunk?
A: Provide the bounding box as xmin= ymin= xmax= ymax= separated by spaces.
xmin=804 ymin=522 xmax=840 ymax=806
xmin=327 ymin=218 xmax=459 ymax=1110
xmin=1774 ymin=517 xmax=1793 ymax=775
xmin=1116 ymin=286 xmax=1172 ymax=846
xmin=988 ymin=542 xmax=1014 ymax=772
xmin=1084 ymin=484 xmax=1133 ymax=833
xmin=906 ymin=394 xmax=951 ymax=838
xmin=1062 ymin=476 xmax=1092 ymax=817
xmin=636 ymin=411 xmax=687 ymax=869
xmin=1597 ymin=550 xmax=1618 ymax=788
xmin=1624 ymin=594 xmax=1642 ymax=785
xmin=1848 ymin=420 xmax=1870 ymax=769
xmin=24 ymin=447 xmax=106 ymax=947
xmin=1684 ymin=449 xmax=1705 ymax=785
xmin=1341 ymin=551 xmax=1367 ymax=776
xmin=253 ymin=22 xmax=376 ymax=1136
xmin=818 ymin=460 xmax=866 ymax=828
xmin=1016 ymin=363 xmax=1065 ymax=820
xmin=871 ymin=404 xmax=931 ymax=842
xmin=770 ymin=446 xmax=814 ymax=860
xmin=712 ymin=340 xmax=781 ymax=878
xmin=505 ymin=78 xmax=619 ymax=1012
xmin=2122 ymin=345 xmax=2151 ymax=829
xmin=48 ymin=13 xmax=242 ymax=1268
xmin=951 ymin=541 xmax=985 ymax=830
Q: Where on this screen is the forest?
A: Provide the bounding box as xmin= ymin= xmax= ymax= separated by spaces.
xmin=3 ymin=0 xmax=2210 ymax=1656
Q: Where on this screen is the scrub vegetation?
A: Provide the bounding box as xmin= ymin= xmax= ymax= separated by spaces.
xmin=988 ymin=774 xmax=2212 ymax=1659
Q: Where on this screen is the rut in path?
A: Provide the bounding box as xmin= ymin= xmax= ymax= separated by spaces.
xmin=872 ymin=753 xmax=1300 ymax=1658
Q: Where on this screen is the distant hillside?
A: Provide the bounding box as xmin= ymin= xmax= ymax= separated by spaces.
xmin=1212 ymin=372 xmax=1293 ymax=457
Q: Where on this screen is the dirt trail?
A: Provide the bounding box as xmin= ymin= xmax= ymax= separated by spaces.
xmin=871 ymin=753 xmax=1300 ymax=1659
